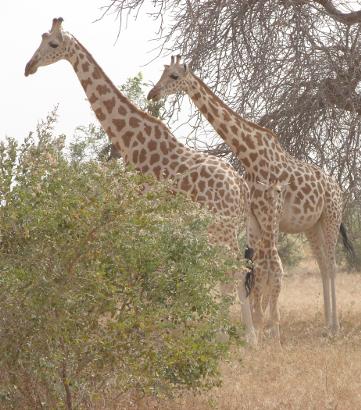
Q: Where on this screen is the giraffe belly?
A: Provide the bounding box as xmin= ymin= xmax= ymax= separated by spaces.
xmin=279 ymin=200 xmax=323 ymax=234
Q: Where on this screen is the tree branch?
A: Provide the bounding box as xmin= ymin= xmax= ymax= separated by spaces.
xmin=311 ymin=0 xmax=361 ymax=25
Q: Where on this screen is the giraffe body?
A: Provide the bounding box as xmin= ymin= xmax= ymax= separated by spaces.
xmin=25 ymin=19 xmax=257 ymax=345
xmin=148 ymin=56 xmax=345 ymax=334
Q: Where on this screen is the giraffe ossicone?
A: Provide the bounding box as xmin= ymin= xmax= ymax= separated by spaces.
xmin=24 ymin=18 xmax=258 ymax=345
xmin=148 ymin=55 xmax=354 ymax=335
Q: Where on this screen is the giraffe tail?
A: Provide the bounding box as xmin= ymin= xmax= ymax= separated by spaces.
xmin=339 ymin=223 xmax=356 ymax=260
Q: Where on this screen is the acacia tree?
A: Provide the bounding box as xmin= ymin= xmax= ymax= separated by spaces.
xmin=102 ymin=0 xmax=361 ymax=257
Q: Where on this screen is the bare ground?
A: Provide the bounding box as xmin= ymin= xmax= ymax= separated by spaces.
xmin=131 ymin=260 xmax=361 ymax=410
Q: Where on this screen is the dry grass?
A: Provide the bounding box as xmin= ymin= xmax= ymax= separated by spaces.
xmin=128 ymin=259 xmax=361 ymax=410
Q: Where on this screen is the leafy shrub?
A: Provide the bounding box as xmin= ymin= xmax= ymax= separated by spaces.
xmin=0 ymin=114 xmax=240 ymax=408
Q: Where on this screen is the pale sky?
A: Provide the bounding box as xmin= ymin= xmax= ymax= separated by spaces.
xmin=0 ymin=0 xmax=171 ymax=142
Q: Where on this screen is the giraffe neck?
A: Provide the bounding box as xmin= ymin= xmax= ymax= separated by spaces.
xmin=65 ymin=36 xmax=197 ymax=179
xmin=260 ymin=200 xmax=282 ymax=249
xmin=185 ymin=73 xmax=287 ymax=179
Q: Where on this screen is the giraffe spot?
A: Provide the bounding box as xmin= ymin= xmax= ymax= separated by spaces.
xmin=104 ymin=97 xmax=116 ymax=114
xmin=231 ymin=125 xmax=239 ymax=134
xmin=145 ymin=124 xmax=152 ymax=136
xmin=250 ymin=152 xmax=258 ymax=161
xmin=96 ymin=84 xmax=111 ymax=95
xmin=207 ymin=113 xmax=215 ymax=122
xmin=160 ymin=141 xmax=168 ymax=155
xmin=129 ymin=117 xmax=141 ymax=128
xmin=162 ymin=157 xmax=169 ymax=165
xmin=133 ymin=150 xmax=139 ymax=163
xmin=89 ymin=93 xmax=98 ymax=104
xmin=223 ymin=111 xmax=231 ymax=121
xmin=243 ymin=158 xmax=251 ymax=168
xmin=153 ymin=166 xmax=162 ymax=178
xmin=122 ymin=131 xmax=134 ymax=147
xmin=209 ymin=104 xmax=218 ymax=115
xmin=259 ymin=168 xmax=268 ymax=179
xmin=139 ymin=149 xmax=147 ymax=163
xmin=92 ymin=67 xmax=101 ymax=80
xmin=137 ymin=132 xmax=145 ymax=144
xmin=118 ymin=105 xmax=127 ymax=116
xmin=220 ymin=123 xmax=228 ymax=133
xmin=279 ymin=170 xmax=288 ymax=181
xmin=106 ymin=127 xmax=116 ymax=139
xmin=95 ymin=108 xmax=106 ymax=121
xmin=81 ymin=77 xmax=93 ymax=91
xmin=150 ymin=153 xmax=160 ymax=165
xmin=154 ymin=126 xmax=161 ymax=139
xmin=193 ymin=92 xmax=201 ymax=101
xmin=79 ymin=53 xmax=85 ymax=60
xmin=73 ymin=57 xmax=80 ymax=72
xmin=301 ymin=184 xmax=312 ymax=194
xmin=112 ymin=119 xmax=126 ymax=131
xmin=177 ymin=164 xmax=187 ymax=173
xmin=75 ymin=44 xmax=80 ymax=50
xmin=200 ymin=105 xmax=207 ymax=114
xmin=290 ymin=181 xmax=298 ymax=191
xmin=82 ymin=62 xmax=90 ymax=72
xmin=244 ymin=135 xmax=256 ymax=150
xmin=147 ymin=140 xmax=157 ymax=151
xmin=180 ymin=177 xmax=192 ymax=192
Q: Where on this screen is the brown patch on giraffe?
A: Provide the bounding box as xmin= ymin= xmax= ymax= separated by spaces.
xmin=223 ymin=111 xmax=231 ymax=122
xmin=129 ymin=117 xmax=141 ymax=128
xmin=141 ymin=164 xmax=149 ymax=173
xmin=244 ymin=135 xmax=256 ymax=150
xmin=301 ymin=184 xmax=312 ymax=195
xmin=92 ymin=67 xmax=101 ymax=80
xmin=150 ymin=153 xmax=160 ymax=165
xmin=112 ymin=119 xmax=126 ymax=132
xmin=96 ymin=84 xmax=111 ymax=95
xmin=243 ymin=158 xmax=251 ymax=168
xmin=73 ymin=57 xmax=80 ymax=72
xmin=296 ymin=192 xmax=304 ymax=202
xmin=220 ymin=123 xmax=228 ymax=133
xmin=209 ymin=104 xmax=219 ymax=116
xmin=177 ymin=164 xmax=187 ymax=173
xmin=278 ymin=170 xmax=288 ymax=182
xmin=250 ymin=152 xmax=258 ymax=162
xmin=118 ymin=105 xmax=127 ymax=116
xmin=147 ymin=140 xmax=157 ymax=151
xmin=160 ymin=141 xmax=168 ymax=155
xmin=153 ymin=166 xmax=162 ymax=178
xmin=122 ymin=131 xmax=134 ymax=147
xmin=290 ymin=180 xmax=298 ymax=191
xmin=139 ymin=149 xmax=147 ymax=164
xmin=230 ymin=125 xmax=239 ymax=134
xmin=95 ymin=108 xmax=106 ymax=121
xmin=136 ymin=132 xmax=145 ymax=145
xmin=106 ymin=127 xmax=116 ymax=139
xmin=207 ymin=113 xmax=215 ymax=122
xmin=89 ymin=93 xmax=98 ymax=104
xmin=133 ymin=150 xmax=139 ymax=163
xmin=144 ymin=124 xmax=152 ymax=136
xmin=259 ymin=169 xmax=268 ymax=179
xmin=81 ymin=77 xmax=93 ymax=91
xmin=154 ymin=126 xmax=161 ymax=139
xmin=193 ymin=92 xmax=201 ymax=101
xmin=200 ymin=105 xmax=207 ymax=115
xmin=79 ymin=53 xmax=85 ymax=60
xmin=82 ymin=62 xmax=90 ymax=72
xmin=162 ymin=157 xmax=169 ymax=166
xmin=104 ymin=97 xmax=116 ymax=114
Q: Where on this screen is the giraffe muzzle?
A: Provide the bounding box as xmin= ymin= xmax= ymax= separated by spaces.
xmin=24 ymin=58 xmax=39 ymax=77
xmin=147 ymin=88 xmax=161 ymax=101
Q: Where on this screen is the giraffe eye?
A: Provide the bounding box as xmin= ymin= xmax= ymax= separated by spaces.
xmin=49 ymin=42 xmax=59 ymax=49
xmin=170 ymin=74 xmax=179 ymax=80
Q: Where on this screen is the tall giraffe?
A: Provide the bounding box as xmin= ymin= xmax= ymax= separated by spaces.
xmin=148 ymin=55 xmax=354 ymax=334
xmin=24 ymin=18 xmax=257 ymax=344
xmin=252 ymin=181 xmax=286 ymax=344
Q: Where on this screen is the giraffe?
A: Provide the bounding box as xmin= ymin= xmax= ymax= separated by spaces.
xmin=251 ymin=181 xmax=287 ymax=344
xmin=24 ymin=18 xmax=257 ymax=345
xmin=147 ymin=55 xmax=354 ymax=334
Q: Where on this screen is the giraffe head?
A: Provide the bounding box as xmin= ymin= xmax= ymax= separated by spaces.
xmin=147 ymin=55 xmax=191 ymax=101
xmin=25 ymin=17 xmax=68 ymax=76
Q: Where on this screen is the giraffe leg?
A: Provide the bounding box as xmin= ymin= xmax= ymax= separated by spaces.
xmin=319 ymin=206 xmax=342 ymax=333
xmin=268 ymin=262 xmax=283 ymax=345
xmin=305 ymin=223 xmax=332 ymax=328
xmin=208 ymin=221 xmax=257 ymax=346
xmin=252 ymin=266 xmax=268 ymax=342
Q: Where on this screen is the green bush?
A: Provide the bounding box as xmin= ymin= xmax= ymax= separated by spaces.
xmin=0 ymin=115 xmax=240 ymax=408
